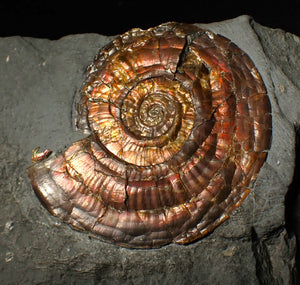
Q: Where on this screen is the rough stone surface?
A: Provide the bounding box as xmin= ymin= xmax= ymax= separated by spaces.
xmin=0 ymin=15 xmax=298 ymax=284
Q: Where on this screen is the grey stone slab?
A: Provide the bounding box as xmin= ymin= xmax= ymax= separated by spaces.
xmin=0 ymin=15 xmax=298 ymax=284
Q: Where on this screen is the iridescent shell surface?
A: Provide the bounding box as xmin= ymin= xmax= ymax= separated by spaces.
xmin=28 ymin=22 xmax=272 ymax=248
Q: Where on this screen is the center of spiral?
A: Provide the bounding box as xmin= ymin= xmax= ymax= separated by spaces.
xmin=140 ymin=101 xmax=164 ymax=127
xmin=138 ymin=93 xmax=175 ymax=132
xmin=92 ymin=76 xmax=195 ymax=166
xmin=121 ymin=77 xmax=185 ymax=140
xmin=122 ymin=92 xmax=177 ymax=139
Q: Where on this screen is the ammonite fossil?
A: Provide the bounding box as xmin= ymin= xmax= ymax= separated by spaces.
xmin=28 ymin=22 xmax=272 ymax=248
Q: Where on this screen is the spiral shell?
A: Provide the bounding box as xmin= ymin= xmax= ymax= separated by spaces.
xmin=28 ymin=22 xmax=272 ymax=248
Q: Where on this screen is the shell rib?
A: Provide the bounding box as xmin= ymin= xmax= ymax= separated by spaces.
xmin=28 ymin=22 xmax=272 ymax=248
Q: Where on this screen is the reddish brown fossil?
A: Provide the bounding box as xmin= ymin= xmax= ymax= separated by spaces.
xmin=28 ymin=22 xmax=272 ymax=248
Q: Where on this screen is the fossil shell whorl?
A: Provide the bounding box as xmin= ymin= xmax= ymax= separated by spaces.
xmin=28 ymin=22 xmax=272 ymax=248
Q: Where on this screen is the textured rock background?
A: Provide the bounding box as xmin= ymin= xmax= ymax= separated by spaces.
xmin=0 ymin=15 xmax=299 ymax=284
